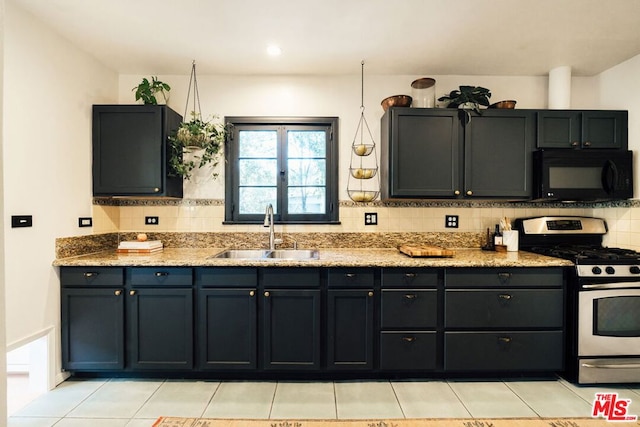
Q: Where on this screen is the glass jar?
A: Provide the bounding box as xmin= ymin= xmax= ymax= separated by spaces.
xmin=411 ymin=78 xmax=436 ymax=108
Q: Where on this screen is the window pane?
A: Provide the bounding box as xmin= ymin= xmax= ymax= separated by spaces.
xmin=239 ymin=187 xmax=277 ymax=214
xmin=288 ymin=187 xmax=325 ymax=214
xmin=288 ymin=131 xmax=326 ymax=158
xmin=288 ymin=159 xmax=326 ymax=186
xmin=239 ymin=159 xmax=278 ymax=186
xmin=239 ymin=131 xmax=277 ymax=158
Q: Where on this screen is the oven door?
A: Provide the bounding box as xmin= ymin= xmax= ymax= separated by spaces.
xmin=579 ymin=283 xmax=640 ymax=356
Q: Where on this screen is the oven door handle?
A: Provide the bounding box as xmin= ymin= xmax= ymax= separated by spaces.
xmin=582 ymin=362 xmax=640 ymax=369
xmin=582 ymin=282 xmax=640 ymax=290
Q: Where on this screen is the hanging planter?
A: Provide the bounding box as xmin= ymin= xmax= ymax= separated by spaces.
xmin=168 ymin=61 xmax=228 ymax=180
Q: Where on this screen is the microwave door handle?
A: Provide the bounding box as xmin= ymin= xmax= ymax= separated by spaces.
xmin=602 ymin=160 xmax=618 ymax=194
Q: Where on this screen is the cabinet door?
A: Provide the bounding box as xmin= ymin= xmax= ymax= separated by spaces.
xmin=582 ymin=111 xmax=627 ymax=149
xmin=61 ymin=288 xmax=124 ymax=371
xmin=327 ymin=289 xmax=374 ymax=370
xmin=464 ymin=110 xmax=534 ymax=198
xmin=198 ymin=288 xmax=257 ymax=370
xmin=381 ymin=108 xmax=461 ymax=198
xmin=262 ymin=289 xmax=321 ymax=370
xmin=128 ymin=288 xmax=193 ymax=370
xmin=92 ymin=105 xmax=183 ymax=197
xmin=537 ymin=111 xmax=581 ymax=148
xmin=537 ymin=110 xmax=627 ymax=149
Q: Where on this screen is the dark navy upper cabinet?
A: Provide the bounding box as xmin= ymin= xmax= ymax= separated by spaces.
xmin=92 ymin=105 xmax=183 ymax=197
xmin=537 ymin=110 xmax=627 ymax=149
xmin=381 ymin=108 xmax=534 ymax=200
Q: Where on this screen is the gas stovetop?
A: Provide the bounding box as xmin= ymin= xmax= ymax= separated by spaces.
xmin=514 ymin=216 xmax=640 ymax=278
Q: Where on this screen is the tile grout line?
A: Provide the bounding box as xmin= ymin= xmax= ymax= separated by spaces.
xmin=388 ymin=381 xmax=407 ymax=419
xmin=59 ymin=378 xmax=114 ymax=420
xmin=333 ymin=381 xmax=338 ymax=419
xmin=198 ymin=380 xmax=223 ymax=419
xmin=268 ymin=381 xmax=278 ymax=419
xmin=129 ymin=378 xmax=167 ymax=421
xmin=501 ymin=379 xmax=542 ymax=418
xmin=445 ymin=380 xmax=473 ymax=418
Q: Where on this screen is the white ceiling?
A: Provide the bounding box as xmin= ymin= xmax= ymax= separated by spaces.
xmin=11 ymin=0 xmax=640 ymax=77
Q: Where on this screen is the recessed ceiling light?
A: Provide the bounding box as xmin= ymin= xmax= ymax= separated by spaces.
xmin=267 ymin=45 xmax=282 ymax=56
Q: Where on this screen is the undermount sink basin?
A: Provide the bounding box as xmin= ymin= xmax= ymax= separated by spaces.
xmin=211 ymin=249 xmax=319 ymax=260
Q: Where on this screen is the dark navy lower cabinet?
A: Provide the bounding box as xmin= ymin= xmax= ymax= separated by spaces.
xmin=61 ymin=287 xmax=125 ymax=371
xmin=262 ymin=289 xmax=321 ymax=370
xmin=326 ymin=289 xmax=374 ymax=370
xmin=197 ymin=288 xmax=257 ymax=370
xmin=127 ymin=287 xmax=193 ymax=370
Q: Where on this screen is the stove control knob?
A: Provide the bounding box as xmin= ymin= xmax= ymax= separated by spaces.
xmin=630 ymin=266 xmax=640 ymax=275
xmin=605 ymin=266 xmax=616 ymax=275
xmin=592 ymin=266 xmax=602 ymax=275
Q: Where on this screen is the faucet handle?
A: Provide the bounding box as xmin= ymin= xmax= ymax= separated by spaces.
xmin=274 ymin=238 xmax=283 ymax=247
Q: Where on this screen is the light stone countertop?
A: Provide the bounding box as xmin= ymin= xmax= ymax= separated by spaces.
xmin=53 ymin=247 xmax=573 ymax=268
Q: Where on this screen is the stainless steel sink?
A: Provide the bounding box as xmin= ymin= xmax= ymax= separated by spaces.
xmin=211 ymin=249 xmax=270 ymax=259
xmin=266 ymin=249 xmax=319 ymax=260
xmin=211 ymin=249 xmax=319 ymax=260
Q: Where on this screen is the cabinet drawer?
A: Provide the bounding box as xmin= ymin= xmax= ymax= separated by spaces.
xmin=328 ymin=268 xmax=374 ymax=288
xmin=128 ymin=267 xmax=193 ymax=287
xmin=262 ymin=268 xmax=320 ymax=288
xmin=381 ymin=290 xmax=437 ymax=329
xmin=196 ymin=267 xmax=257 ymax=288
xmin=380 ymin=331 xmax=437 ymax=371
xmin=446 ymin=268 xmax=563 ymax=288
xmin=444 ymin=331 xmax=563 ymax=372
xmin=60 ymin=267 xmax=124 ymax=286
xmin=445 ymin=289 xmax=563 ymax=328
xmin=382 ymin=268 xmax=438 ymax=287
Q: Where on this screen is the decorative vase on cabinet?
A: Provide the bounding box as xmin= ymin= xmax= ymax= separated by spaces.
xmin=92 ymin=104 xmax=183 ymax=197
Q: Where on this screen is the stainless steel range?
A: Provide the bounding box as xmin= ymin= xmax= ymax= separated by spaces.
xmin=514 ymin=216 xmax=640 ymax=384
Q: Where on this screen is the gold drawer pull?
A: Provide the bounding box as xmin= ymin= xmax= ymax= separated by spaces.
xmin=84 ymin=272 xmax=99 ymax=278
xmin=404 ymin=294 xmax=417 ymax=300
xmin=498 ymin=294 xmax=513 ymax=300
xmin=368 ymin=291 xmax=374 ymax=297
xmin=114 ymin=290 xmax=122 ymax=296
xmin=129 ymin=290 xmax=136 ymax=296
xmin=498 ymin=336 xmax=512 ymax=344
xmin=249 ymin=290 xmax=255 ymax=297
xmin=402 ymin=336 xmax=416 ymax=343
xmin=264 ymin=291 xmax=270 ymax=297
xmin=155 ymin=272 xmax=169 ymax=277
xmin=345 ymin=273 xmax=357 ymax=278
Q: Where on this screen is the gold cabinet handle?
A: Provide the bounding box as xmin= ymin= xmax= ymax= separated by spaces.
xmin=402 ymin=336 xmax=416 ymax=343
xmin=497 ymin=272 xmax=512 ymax=283
xmin=368 ymin=291 xmax=374 ymax=297
xmin=345 ymin=273 xmax=356 ymax=278
xmin=498 ymin=294 xmax=513 ymax=300
xmin=153 ymin=187 xmax=160 ymax=192
xmin=129 ymin=290 xmax=136 ymax=296
xmin=84 ymin=272 xmax=99 ymax=277
xmin=454 ymin=190 xmax=460 ymax=195
xmin=571 ymin=141 xmax=579 ymax=147
xmin=155 ymin=272 xmax=169 ymax=277
xmin=249 ymin=290 xmax=255 ymax=297
xmin=114 ymin=290 xmax=122 ymax=296
xmin=466 ymin=190 xmax=473 ymax=196
xmin=264 ymin=291 xmax=270 ymax=297
xmin=583 ymin=141 xmax=592 ymax=147
xmin=498 ymin=336 xmax=512 ymax=344
xmin=404 ymin=293 xmax=417 ymax=300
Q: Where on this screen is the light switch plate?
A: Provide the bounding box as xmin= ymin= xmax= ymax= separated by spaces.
xmin=11 ymin=215 xmax=32 ymax=228
xmin=145 ymin=216 xmax=159 ymax=225
xmin=78 ymin=217 xmax=92 ymax=227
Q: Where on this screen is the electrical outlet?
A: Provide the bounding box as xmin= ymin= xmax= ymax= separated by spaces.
xmin=364 ymin=212 xmax=378 ymax=226
xmin=78 ymin=217 xmax=92 ymax=227
xmin=445 ymin=215 xmax=459 ymax=228
xmin=145 ymin=216 xmax=159 ymax=225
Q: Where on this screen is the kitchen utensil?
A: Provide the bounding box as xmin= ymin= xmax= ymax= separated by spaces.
xmin=381 ymin=95 xmax=412 ymax=111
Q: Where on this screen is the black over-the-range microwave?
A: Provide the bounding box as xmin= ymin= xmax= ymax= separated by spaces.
xmin=533 ymin=149 xmax=634 ymax=201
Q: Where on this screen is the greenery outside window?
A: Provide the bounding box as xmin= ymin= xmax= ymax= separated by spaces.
xmin=225 ymin=117 xmax=339 ymax=224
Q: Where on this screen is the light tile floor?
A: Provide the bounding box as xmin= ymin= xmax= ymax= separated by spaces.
xmin=8 ymin=377 xmax=640 ymax=426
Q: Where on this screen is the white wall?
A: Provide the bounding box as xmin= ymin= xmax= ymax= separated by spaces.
xmin=3 ymin=0 xmax=117 ymax=380
xmin=0 ymin=0 xmax=7 ymax=419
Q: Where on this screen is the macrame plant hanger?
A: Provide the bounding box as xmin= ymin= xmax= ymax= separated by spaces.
xmin=347 ymin=60 xmax=380 ymax=202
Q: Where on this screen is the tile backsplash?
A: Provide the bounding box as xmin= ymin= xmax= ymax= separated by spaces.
xmin=92 ymin=199 xmax=640 ymax=251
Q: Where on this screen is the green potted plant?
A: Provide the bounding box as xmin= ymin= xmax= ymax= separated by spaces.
xmin=438 ymin=85 xmax=491 ymax=114
xmin=168 ymin=112 xmax=228 ymax=180
xmin=132 ymin=76 xmax=171 ymax=105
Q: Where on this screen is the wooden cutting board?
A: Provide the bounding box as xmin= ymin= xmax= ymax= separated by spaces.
xmin=398 ymin=245 xmax=455 ymax=257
